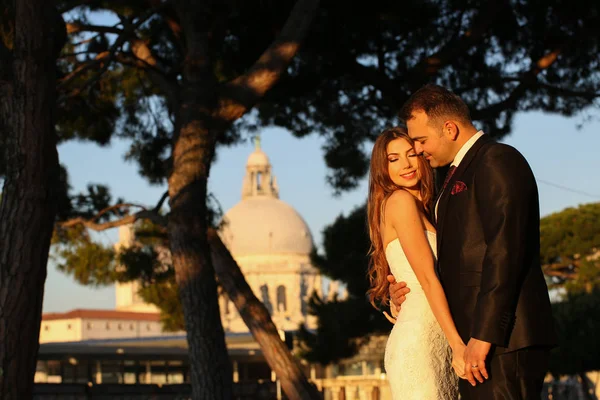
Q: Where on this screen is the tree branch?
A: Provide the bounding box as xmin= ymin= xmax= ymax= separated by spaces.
xmin=57 ymin=52 xmax=109 ymax=92
xmin=217 ymin=0 xmax=320 ymax=123
xmin=154 ymin=190 xmax=169 ymax=212
xmin=91 ymin=202 xmax=145 ymax=222
xmin=59 ymin=50 xmax=98 ymax=58
xmin=60 ymin=196 xmax=169 ymax=231
xmin=533 ymin=82 xmax=600 ymax=101
xmin=343 ymin=57 xmax=405 ymax=108
xmin=208 ymin=229 xmax=321 ymax=399
xmin=128 ymin=37 xmax=180 ymax=105
xmin=471 ymin=46 xmax=565 ymax=121
xmin=115 ymin=52 xmax=179 ymax=107
xmin=66 ymin=23 xmax=123 ymax=36
xmin=58 ymin=4 xmax=169 ymax=102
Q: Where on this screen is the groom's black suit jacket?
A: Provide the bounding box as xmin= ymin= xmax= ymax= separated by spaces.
xmin=436 ymin=135 xmax=556 ymax=353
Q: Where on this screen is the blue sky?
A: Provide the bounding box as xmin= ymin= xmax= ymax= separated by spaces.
xmin=42 ymin=111 xmax=600 ymax=313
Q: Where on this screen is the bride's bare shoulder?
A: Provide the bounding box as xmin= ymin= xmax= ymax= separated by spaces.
xmin=384 ymin=190 xmax=419 ymax=217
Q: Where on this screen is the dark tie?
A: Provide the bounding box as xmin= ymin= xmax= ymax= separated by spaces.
xmin=435 ymin=165 xmax=457 ymax=208
xmin=441 ymin=165 xmax=457 ymax=194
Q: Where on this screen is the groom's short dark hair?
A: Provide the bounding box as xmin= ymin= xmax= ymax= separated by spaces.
xmin=400 ymin=84 xmax=471 ymax=126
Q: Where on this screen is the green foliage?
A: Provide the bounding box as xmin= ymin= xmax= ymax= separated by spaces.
xmin=52 ymin=224 xmax=117 ymax=287
xmin=549 ymin=290 xmax=600 ymax=376
xmin=298 ymin=293 xmax=389 ymax=365
xmin=139 ymin=282 xmax=184 ymax=332
xmin=541 ymin=203 xmax=600 ymax=265
xmin=540 ymin=202 xmax=600 ymax=293
xmin=56 ymin=68 xmax=122 ymax=146
xmin=50 ymin=177 xmax=128 ymax=287
xmin=311 ymin=205 xmax=371 ymax=295
xmin=300 ymin=204 xmax=391 ymax=364
xmin=110 ymin=202 xmax=223 ymax=332
xmin=572 ymin=259 xmax=600 ymax=294
xmin=51 ymin=174 xmax=144 ymax=288
xmin=53 ymin=186 xmax=223 ymax=332
xmin=116 ymin=232 xmax=185 ymax=331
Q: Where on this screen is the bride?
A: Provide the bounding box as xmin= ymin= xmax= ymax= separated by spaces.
xmin=366 ymin=127 xmax=463 ymax=399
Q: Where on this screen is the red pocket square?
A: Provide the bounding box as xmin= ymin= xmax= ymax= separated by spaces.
xmin=451 ymin=181 xmax=467 ymax=195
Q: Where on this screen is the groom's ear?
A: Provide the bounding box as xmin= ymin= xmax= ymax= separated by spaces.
xmin=442 ymin=120 xmax=459 ymax=141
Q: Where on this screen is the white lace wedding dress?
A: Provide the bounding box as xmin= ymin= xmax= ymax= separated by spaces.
xmin=384 ymin=231 xmax=458 ymax=399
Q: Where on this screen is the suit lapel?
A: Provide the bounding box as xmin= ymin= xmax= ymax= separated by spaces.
xmin=436 ymin=134 xmax=493 ymax=257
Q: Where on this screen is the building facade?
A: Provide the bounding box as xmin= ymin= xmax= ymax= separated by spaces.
xmin=40 ymin=310 xmax=165 ymax=343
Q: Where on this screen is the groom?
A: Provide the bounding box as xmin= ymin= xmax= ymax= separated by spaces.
xmin=389 ymin=84 xmax=556 ymax=399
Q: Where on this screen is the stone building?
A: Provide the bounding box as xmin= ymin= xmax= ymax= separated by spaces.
xmin=218 ymin=137 xmax=322 ymax=332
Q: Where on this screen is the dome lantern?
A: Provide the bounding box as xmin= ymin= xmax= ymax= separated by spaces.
xmin=241 ymin=135 xmax=279 ymax=200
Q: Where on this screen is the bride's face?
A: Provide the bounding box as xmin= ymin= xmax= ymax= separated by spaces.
xmin=386 ymin=138 xmax=420 ymax=189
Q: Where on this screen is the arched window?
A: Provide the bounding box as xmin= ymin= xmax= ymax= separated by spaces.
xmin=260 ymin=285 xmax=273 ymax=313
xmin=277 ymin=285 xmax=287 ymax=312
xmin=256 ymin=172 xmax=262 ymax=190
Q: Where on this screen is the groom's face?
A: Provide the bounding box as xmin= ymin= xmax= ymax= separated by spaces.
xmin=407 ymin=111 xmax=453 ymax=168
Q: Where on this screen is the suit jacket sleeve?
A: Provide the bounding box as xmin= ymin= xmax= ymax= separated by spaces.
xmin=471 ymin=145 xmax=538 ymax=346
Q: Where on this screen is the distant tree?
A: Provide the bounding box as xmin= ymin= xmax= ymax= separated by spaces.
xmin=0 ymin=0 xmax=65 ymax=398
xmin=549 ymin=289 xmax=600 ymax=400
xmin=541 ymin=202 xmax=600 ymax=294
xmin=298 ymin=205 xmax=392 ymax=363
xmin=54 ymin=204 xmax=195 ymax=333
xmin=540 ymin=203 xmax=600 ymax=399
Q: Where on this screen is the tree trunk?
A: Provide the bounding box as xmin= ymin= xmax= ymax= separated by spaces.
xmin=167 ymin=3 xmax=231 ymax=394
xmin=209 ymin=229 xmax=323 ymax=400
xmin=167 ymin=110 xmax=232 ymax=397
xmin=168 ymin=168 xmax=231 ymax=399
xmin=0 ymin=1 xmax=63 ymax=398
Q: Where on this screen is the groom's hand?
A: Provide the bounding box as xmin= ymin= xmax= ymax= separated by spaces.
xmin=388 ymin=275 xmax=410 ymax=314
xmin=463 ymin=338 xmax=491 ymax=386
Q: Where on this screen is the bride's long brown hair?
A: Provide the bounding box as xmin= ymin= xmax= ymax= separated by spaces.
xmin=366 ymin=127 xmax=434 ymax=308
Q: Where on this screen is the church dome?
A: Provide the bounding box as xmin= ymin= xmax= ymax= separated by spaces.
xmin=220 ymin=197 xmax=313 ymax=256
xmin=219 ymin=135 xmax=313 ymax=256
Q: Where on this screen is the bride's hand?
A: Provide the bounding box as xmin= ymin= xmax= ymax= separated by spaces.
xmin=451 ymin=342 xmax=467 ymax=379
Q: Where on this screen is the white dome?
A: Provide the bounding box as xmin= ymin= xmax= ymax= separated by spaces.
xmin=246 ymin=150 xmax=270 ymax=167
xmin=219 ymin=197 xmax=313 ymax=256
